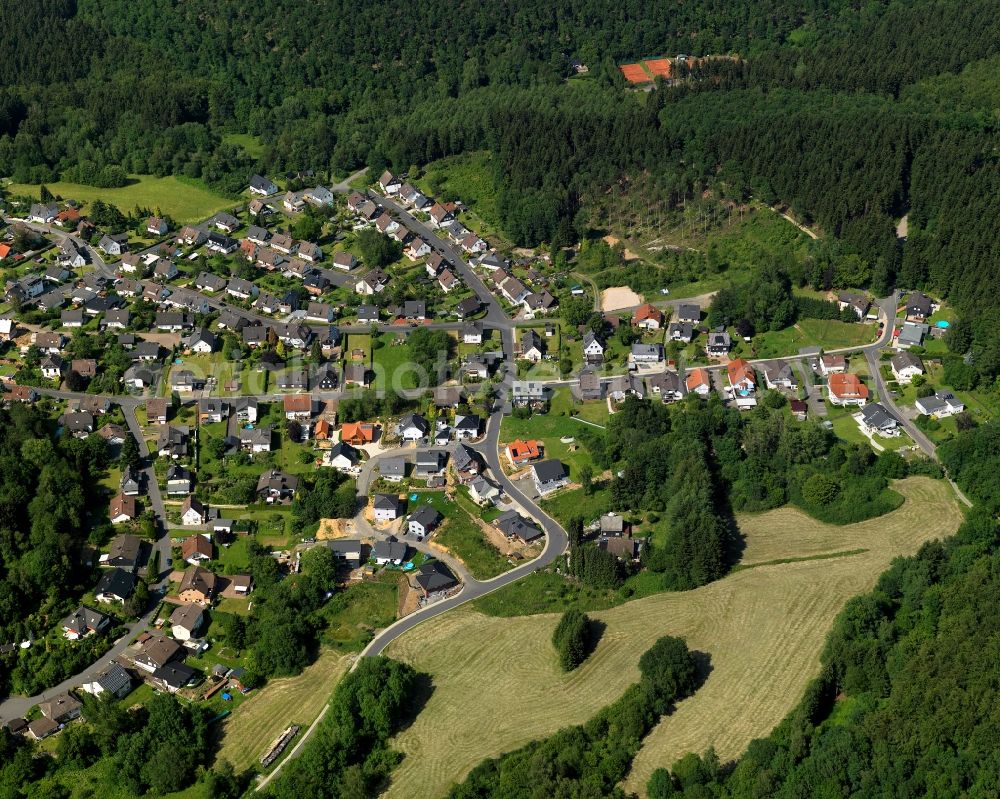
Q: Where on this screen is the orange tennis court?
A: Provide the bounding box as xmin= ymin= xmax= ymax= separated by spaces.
xmin=619 ymin=63 xmax=651 ymax=84
xmin=644 ymin=58 xmax=672 ymax=78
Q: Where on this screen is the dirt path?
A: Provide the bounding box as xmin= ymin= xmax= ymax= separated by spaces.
xmin=770 ymin=206 xmax=819 ymax=240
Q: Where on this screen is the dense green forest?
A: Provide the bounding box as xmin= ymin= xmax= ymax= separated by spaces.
xmin=0 ymin=405 xmax=109 ymax=696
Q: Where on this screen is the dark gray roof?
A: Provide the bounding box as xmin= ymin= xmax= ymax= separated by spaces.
xmin=373 ymin=493 xmax=403 ymax=511
xmin=408 ymin=505 xmax=441 ymax=529
xmin=152 ymin=662 xmax=197 ymax=690
xmin=372 ymin=537 xmax=409 ymax=561
xmin=95 ymin=567 xmax=136 ymax=600
xmin=532 ymin=459 xmax=567 ymax=483
xmin=96 ymin=663 xmax=132 ymax=694
xmin=414 ymin=561 xmax=458 ymax=592
xmin=379 ymin=458 xmax=407 ymax=477
xmin=495 ymin=510 xmax=543 ymax=542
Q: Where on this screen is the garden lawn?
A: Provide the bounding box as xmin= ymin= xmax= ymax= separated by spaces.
xmin=500 ymin=408 xmax=599 ymax=481
xmin=319 ymin=572 xmax=401 ymax=652
xmin=6 ymin=175 xmax=234 ymax=225
xmin=419 ymin=491 xmax=510 ymax=579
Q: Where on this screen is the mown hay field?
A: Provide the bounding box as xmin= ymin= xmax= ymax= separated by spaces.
xmin=216 ymin=649 xmax=352 ymax=771
xmin=383 ymin=477 xmax=964 ymax=798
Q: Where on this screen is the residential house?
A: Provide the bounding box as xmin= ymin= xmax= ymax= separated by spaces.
xmin=206 ymin=232 xmax=237 ymax=254
xmin=355 ymin=268 xmax=389 ymax=295
xmin=181 ymin=496 xmax=207 ymax=526
xmin=413 ymin=561 xmax=458 ymax=597
xmin=94 ymin=568 xmax=136 ymax=604
xmin=915 ymin=390 xmax=965 ymax=418
xmin=905 ymin=292 xmax=934 ymax=322
xmin=686 ymin=368 xmax=712 ymax=396
xmin=277 ymin=370 xmax=309 ymax=391
xmin=760 ymin=359 xmax=797 ymax=390
xmin=891 ymin=351 xmax=924 ymax=383
xmin=326 ymin=442 xmax=361 ymax=473
xmin=454 ymin=297 xmax=482 ymax=320
xmin=146 ymin=398 xmax=168 ymax=424
xmin=257 ymin=470 xmax=299 ymax=503
xmin=897 ymin=322 xmax=929 ymax=349
xmin=860 ymin=403 xmax=900 ymax=436
xmin=607 ymin=373 xmax=645 ymax=402
xmin=233 ymin=397 xmax=258 ymax=424
xmin=249 ymin=174 xmax=278 ymax=195
xmin=197 ymin=398 xmax=226 ymax=424
xmin=60 ymin=606 xmax=110 ymax=640
xmin=332 ymin=251 xmax=357 ymax=271
xmin=103 ymin=308 xmax=129 ymax=329
xmin=461 ymin=322 xmax=483 ymax=344
xmin=109 ymin=493 xmax=137 ymax=524
xmin=120 ymin=467 xmax=141 ymax=497
xmin=403 ymin=300 xmax=426 ymax=320
xmin=316 ymin=364 xmax=339 ymax=390
xmin=147 ymin=216 xmax=169 ymax=236
xmin=576 ymin=369 xmax=604 ymax=401
xmin=378 ymin=457 xmax=407 ymax=482
xmin=61 ymin=308 xmax=84 ymax=328
xmin=453 ymin=414 xmax=481 ymax=440
xmin=820 ymin=354 xmax=847 ymax=375
xmin=372 ymin=537 xmax=408 ymax=565
xmin=98 ymin=233 xmax=129 ymax=256
xmin=181 ymin=533 xmax=212 ymax=565
xmin=676 ymin=304 xmax=700 ymax=324
xmin=133 ymin=633 xmax=183 ymax=673
xmin=414 ymin=449 xmax=447 ymax=479
xmin=407 ymin=506 xmax=441 ymax=539
xmin=668 ymin=322 xmax=694 ymax=343
xmin=468 ymin=475 xmax=501 ymax=505
xmin=523 ymin=291 xmax=556 ymax=315
xmin=80 ymin=664 xmax=132 ymax=699
xmin=520 ymin=330 xmax=545 ymax=362
xmin=428 ymin=203 xmax=454 ymax=227
xmin=433 ymin=385 xmax=464 ymax=409
xmin=648 ymin=371 xmax=685 ymax=402
xmin=837 ymin=292 xmax=870 ymax=320
xmin=151 ymin=662 xmax=198 ymax=694
xmin=398 ymin=413 xmax=430 ymax=442
xmin=283 ymin=394 xmax=313 ymax=421
xmin=283 ymin=191 xmax=306 ymax=213
xmin=298 ymin=241 xmax=323 ymax=262
xmin=379 ymin=171 xmax=402 ymax=194
xmin=177 ymin=565 xmax=218 ymax=604
xmin=511 ymin=381 xmax=545 ymax=408
xmin=178 ymin=226 xmax=207 ymax=247
xmin=406 ymin=238 xmax=431 ymax=260
xmin=226 ymin=278 xmax=257 ymax=301
xmin=582 ymin=332 xmax=605 ymax=364
xmin=194 ymin=271 xmax=227 ymax=293
xmin=29 ymin=202 xmax=59 ymax=223
xmin=39 ymin=693 xmax=83 ymax=724
xmin=706 ymin=330 xmax=731 ymax=357
xmin=325 ymin=539 xmax=364 ymax=569
xmin=437 ymin=268 xmax=458 ymax=293
xmin=727 ymin=359 xmax=757 ymax=400
xmin=373 ymin=493 xmax=404 ymax=523
xmin=340 ymin=421 xmax=377 ymax=446
xmin=166 ymin=465 xmax=192 ymax=496
xmin=828 ymin=373 xmax=869 ymax=406
xmin=156 ymin=425 xmax=190 ymax=459
xmin=186 ymin=328 xmax=217 ymax=354
xmin=374 ymin=213 xmax=399 ymax=236
xmin=532 ymin=460 xmax=568 ymax=495
xmin=343 ymin=363 xmax=370 ymax=387
xmin=630 ymin=342 xmax=663 ymax=364
xmin=170 ymin=369 xmax=204 ymax=393
xmin=239 ymin=426 xmax=273 ymax=454
xmin=211 ymin=212 xmax=240 ymax=234
xmin=356 ymin=304 xmax=379 ymax=324
xmin=41 ymin=354 xmax=65 ymax=380
xmin=495 ymin=510 xmax=543 ymax=543
xmin=633 ymin=303 xmax=665 ymax=330
xmin=27 ymin=718 xmax=60 ymax=741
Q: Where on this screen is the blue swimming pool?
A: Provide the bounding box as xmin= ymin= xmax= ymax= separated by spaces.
xmin=936 ymin=320 xmax=950 ymax=329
